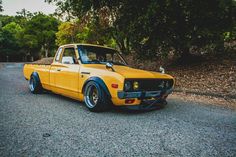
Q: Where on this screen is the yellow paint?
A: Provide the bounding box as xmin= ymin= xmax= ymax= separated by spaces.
xmin=23 ymin=44 xmax=174 ymax=106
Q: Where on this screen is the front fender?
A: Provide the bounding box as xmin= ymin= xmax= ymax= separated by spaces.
xmin=82 ymin=77 xmax=111 ymax=98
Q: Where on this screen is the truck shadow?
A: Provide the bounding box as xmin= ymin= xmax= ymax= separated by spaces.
xmin=41 ymin=90 xmax=164 ymax=114
xmin=112 ymin=106 xmax=164 ymax=114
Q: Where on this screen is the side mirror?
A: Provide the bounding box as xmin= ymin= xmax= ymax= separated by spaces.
xmin=159 ymin=66 xmax=165 ymax=74
xmin=106 ymin=62 xmax=115 ymax=72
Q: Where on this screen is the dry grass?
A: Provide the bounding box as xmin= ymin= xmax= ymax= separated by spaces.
xmin=168 ymin=60 xmax=236 ymax=98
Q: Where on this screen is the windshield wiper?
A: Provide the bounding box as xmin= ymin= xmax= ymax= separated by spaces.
xmin=112 ymin=62 xmax=126 ymax=66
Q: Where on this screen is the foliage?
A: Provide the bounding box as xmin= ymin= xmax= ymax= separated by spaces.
xmin=56 ymin=19 xmax=116 ymax=48
xmin=224 ymin=1 xmax=236 ymax=42
xmin=0 ymin=0 xmax=3 ymax=12
xmin=0 ymin=22 xmax=23 ymax=61
xmin=16 ymin=9 xmax=33 ymax=18
xmin=23 ymin=13 xmax=59 ymax=57
xmin=46 ymin=0 xmax=236 ymax=59
xmin=56 ymin=21 xmax=78 ymax=45
xmin=0 ymin=1 xmax=235 ymax=61
xmin=0 ymin=12 xmax=59 ymax=61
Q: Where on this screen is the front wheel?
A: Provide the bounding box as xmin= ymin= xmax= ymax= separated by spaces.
xmin=84 ymin=81 xmax=110 ymax=112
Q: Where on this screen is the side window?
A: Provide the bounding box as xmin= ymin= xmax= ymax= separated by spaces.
xmin=55 ymin=48 xmax=63 ymax=61
xmin=62 ymin=48 xmax=78 ymax=64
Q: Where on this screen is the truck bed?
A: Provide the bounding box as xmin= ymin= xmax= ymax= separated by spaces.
xmin=24 ymin=57 xmax=54 ymax=80
xmin=23 ymin=62 xmax=51 ymax=88
xmin=31 ymin=57 xmax=54 ymax=65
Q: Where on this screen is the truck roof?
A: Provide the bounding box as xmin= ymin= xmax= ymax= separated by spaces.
xmin=60 ymin=43 xmax=117 ymax=51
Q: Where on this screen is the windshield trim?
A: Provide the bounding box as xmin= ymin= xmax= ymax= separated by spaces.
xmin=77 ymin=45 xmax=128 ymax=66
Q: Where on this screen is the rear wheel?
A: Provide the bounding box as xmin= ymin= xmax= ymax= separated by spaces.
xmin=29 ymin=74 xmax=42 ymax=94
xmin=84 ymin=81 xmax=110 ymax=112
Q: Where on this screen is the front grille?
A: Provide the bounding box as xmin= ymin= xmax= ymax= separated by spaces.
xmin=124 ymin=79 xmax=174 ymax=92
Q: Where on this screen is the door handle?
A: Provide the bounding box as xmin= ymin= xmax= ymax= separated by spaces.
xmin=57 ymin=69 xmax=61 ymax=71
xmin=81 ymin=72 xmax=90 ymax=74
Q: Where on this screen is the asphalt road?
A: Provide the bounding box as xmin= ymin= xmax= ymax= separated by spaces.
xmin=0 ymin=63 xmax=236 ymax=157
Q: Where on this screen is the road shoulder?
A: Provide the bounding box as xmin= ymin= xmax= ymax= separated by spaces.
xmin=170 ymin=92 xmax=236 ymax=110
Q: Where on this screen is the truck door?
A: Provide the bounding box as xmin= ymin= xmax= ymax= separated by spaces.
xmin=51 ymin=46 xmax=80 ymax=99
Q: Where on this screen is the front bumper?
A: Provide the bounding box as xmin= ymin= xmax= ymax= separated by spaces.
xmin=117 ymin=88 xmax=173 ymax=110
xmin=117 ymin=88 xmax=173 ymax=99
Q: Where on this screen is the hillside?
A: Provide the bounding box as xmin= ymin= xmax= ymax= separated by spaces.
xmin=125 ymin=55 xmax=236 ymax=100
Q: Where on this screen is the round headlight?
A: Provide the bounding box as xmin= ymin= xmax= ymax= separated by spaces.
xmin=133 ymin=81 xmax=139 ymax=90
xmin=124 ymin=81 xmax=131 ymax=91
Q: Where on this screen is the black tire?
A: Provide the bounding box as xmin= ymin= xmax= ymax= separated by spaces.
xmin=29 ymin=74 xmax=42 ymax=94
xmin=84 ymin=81 xmax=110 ymax=112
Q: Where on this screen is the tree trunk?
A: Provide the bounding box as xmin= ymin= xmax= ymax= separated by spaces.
xmin=116 ymin=38 xmax=130 ymax=54
xmin=43 ymin=44 xmax=49 ymax=58
xmin=45 ymin=49 xmax=49 ymax=58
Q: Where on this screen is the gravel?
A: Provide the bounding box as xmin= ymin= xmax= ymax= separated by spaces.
xmin=0 ymin=63 xmax=236 ymax=157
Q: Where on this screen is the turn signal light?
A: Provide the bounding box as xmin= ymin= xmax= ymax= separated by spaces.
xmin=111 ymin=83 xmax=118 ymax=88
xmin=125 ymin=99 xmax=135 ymax=104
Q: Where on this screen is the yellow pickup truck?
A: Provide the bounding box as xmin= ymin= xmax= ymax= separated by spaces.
xmin=23 ymin=44 xmax=174 ymax=112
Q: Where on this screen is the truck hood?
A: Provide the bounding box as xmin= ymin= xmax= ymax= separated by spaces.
xmin=82 ymin=64 xmax=173 ymax=79
xmin=114 ymin=65 xmax=173 ymax=79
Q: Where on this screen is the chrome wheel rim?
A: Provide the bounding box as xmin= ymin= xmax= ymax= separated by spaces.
xmin=85 ymin=85 xmax=98 ymax=108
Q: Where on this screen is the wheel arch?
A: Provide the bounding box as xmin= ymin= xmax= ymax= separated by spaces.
xmin=82 ymin=77 xmax=111 ymax=98
xmin=30 ymin=71 xmax=41 ymax=84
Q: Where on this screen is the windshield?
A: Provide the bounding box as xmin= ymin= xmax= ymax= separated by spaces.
xmin=78 ymin=45 xmax=127 ymax=65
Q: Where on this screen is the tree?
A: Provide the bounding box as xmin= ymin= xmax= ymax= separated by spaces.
xmin=23 ymin=13 xmax=59 ymax=57
xmin=126 ymin=0 xmax=234 ymax=59
xmin=47 ymin=0 xmax=235 ymax=59
xmin=46 ymin=0 xmax=130 ymax=53
xmin=56 ymin=21 xmax=78 ymax=45
xmin=56 ymin=19 xmax=116 ymax=47
xmin=16 ymin=8 xmax=33 ymax=18
xmin=0 ymin=22 xmax=23 ymax=61
xmin=0 ymin=0 xmax=3 ymax=12
xmin=0 ymin=15 xmax=15 ymax=27
xmin=0 ymin=12 xmax=60 ymax=61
